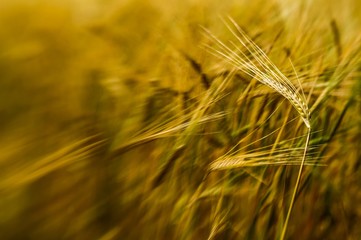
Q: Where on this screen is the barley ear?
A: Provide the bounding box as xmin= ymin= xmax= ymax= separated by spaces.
xmin=203 ymin=17 xmax=312 ymax=239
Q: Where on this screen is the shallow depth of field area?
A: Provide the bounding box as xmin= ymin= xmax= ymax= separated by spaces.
xmin=0 ymin=0 xmax=360 ymax=239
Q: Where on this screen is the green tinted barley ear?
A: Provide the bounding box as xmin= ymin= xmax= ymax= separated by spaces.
xmin=203 ymin=17 xmax=312 ymax=240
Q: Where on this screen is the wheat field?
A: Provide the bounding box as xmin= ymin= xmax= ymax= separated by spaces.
xmin=0 ymin=0 xmax=360 ymax=239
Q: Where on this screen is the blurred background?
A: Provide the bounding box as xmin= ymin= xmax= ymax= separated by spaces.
xmin=0 ymin=0 xmax=360 ymax=239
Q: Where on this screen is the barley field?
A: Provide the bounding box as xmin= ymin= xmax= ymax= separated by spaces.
xmin=0 ymin=0 xmax=360 ymax=239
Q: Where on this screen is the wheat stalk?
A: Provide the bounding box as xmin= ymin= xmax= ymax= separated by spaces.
xmin=203 ymin=17 xmax=312 ymax=239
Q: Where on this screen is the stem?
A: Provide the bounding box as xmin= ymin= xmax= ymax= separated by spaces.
xmin=280 ymin=127 xmax=311 ymax=240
